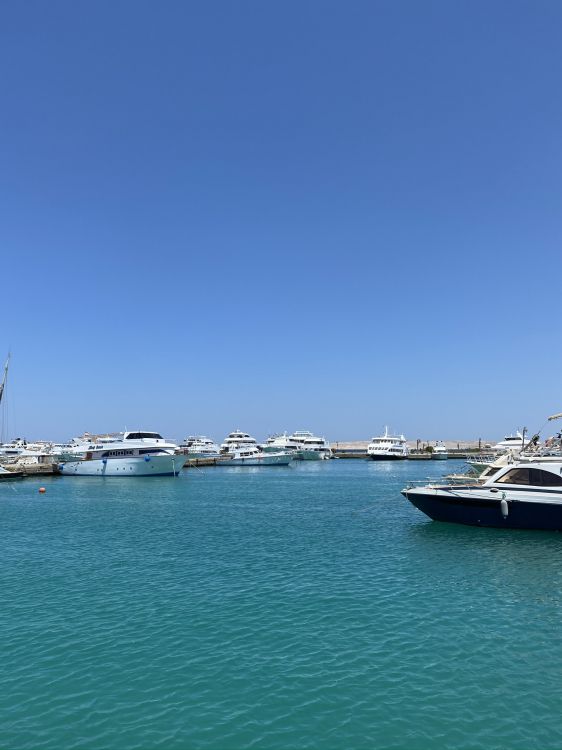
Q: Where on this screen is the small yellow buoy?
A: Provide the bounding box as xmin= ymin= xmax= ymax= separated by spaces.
xmin=39 ymin=487 xmax=46 ymax=494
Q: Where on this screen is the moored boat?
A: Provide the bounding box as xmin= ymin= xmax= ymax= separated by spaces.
xmin=220 ymin=430 xmax=258 ymax=452
xmin=59 ymin=431 xmax=183 ymax=476
xmin=367 ymin=428 xmax=409 ymax=460
xmin=219 ymin=430 xmax=293 ymax=465
xmin=261 ymin=433 xmax=298 ymax=454
xmin=492 ymin=430 xmax=530 ymax=453
xmin=431 ymin=442 xmax=448 ymax=460
xmin=402 ymin=429 xmax=562 ymax=530
xmin=288 ymin=431 xmax=332 ymax=460
xmin=180 ymin=436 xmax=220 ymax=458
xmin=218 ymin=445 xmax=293 ymax=466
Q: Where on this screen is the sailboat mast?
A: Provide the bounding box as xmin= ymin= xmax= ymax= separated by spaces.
xmin=0 ymin=353 xmax=10 ymax=406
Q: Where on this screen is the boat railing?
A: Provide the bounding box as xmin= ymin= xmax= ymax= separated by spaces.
xmin=466 ymin=455 xmax=496 ymax=465
xmin=406 ymin=477 xmax=468 ymax=489
xmin=519 ymin=436 xmax=562 ymax=459
xmin=404 ymin=477 xmax=476 ymax=489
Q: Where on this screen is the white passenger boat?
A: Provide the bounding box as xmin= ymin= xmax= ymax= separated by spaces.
xmin=219 ymin=430 xmax=292 ymax=465
xmin=432 ymin=442 xmax=448 ymax=460
xmin=220 ymin=430 xmax=258 ymax=452
xmin=218 ymin=444 xmax=293 ymax=466
xmin=288 ymin=431 xmax=332 ymax=460
xmin=261 ymin=433 xmax=298 ymax=454
xmin=0 ymin=438 xmax=33 ymax=458
xmin=492 ymin=430 xmax=530 ymax=453
xmin=180 ymin=436 xmax=220 ymax=457
xmin=59 ymin=431 xmax=183 ymax=476
xmin=367 ymin=428 xmax=409 ymax=460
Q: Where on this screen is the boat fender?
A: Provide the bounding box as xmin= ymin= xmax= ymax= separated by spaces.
xmin=144 ymin=456 xmax=151 ymax=462
xmin=102 ymin=458 xmax=107 ymax=464
xmin=500 ymin=498 xmax=509 ymax=518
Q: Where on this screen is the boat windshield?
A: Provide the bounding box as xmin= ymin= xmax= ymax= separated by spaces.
xmin=126 ymin=432 xmax=163 ymax=440
xmin=495 ymin=467 xmax=562 ymax=486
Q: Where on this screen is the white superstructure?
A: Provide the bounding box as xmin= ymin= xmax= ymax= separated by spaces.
xmin=288 ymin=431 xmax=332 ymax=460
xmin=219 ymin=430 xmax=292 ymax=465
xmin=492 ymin=430 xmax=529 ymax=453
xmin=220 ymin=430 xmax=258 ymax=452
xmin=262 ymin=433 xmax=297 ymax=454
xmin=367 ymin=427 xmax=409 ymax=460
xmin=180 ymin=436 xmax=220 ymax=457
xmin=432 ymin=442 xmax=448 ymax=460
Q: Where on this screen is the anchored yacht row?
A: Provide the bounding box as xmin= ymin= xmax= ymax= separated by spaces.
xmin=1 ymin=424 xmax=530 ymax=477
xmin=0 ymin=428 xmax=334 ymax=476
xmin=179 ymin=430 xmax=333 ymax=462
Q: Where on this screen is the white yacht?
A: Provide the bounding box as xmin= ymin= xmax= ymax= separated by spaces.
xmin=0 ymin=438 xmax=33 ymax=458
xmin=432 ymin=442 xmax=448 ymax=460
xmin=262 ymin=433 xmax=298 ymax=454
xmin=492 ymin=430 xmax=529 ymax=453
xmin=58 ymin=431 xmax=183 ymax=476
xmin=288 ymin=431 xmax=332 ymax=460
xmin=220 ymin=430 xmax=258 ymax=452
xmin=367 ymin=428 xmax=410 ymax=460
xmin=219 ymin=430 xmax=292 ymax=465
xmin=180 ymin=436 xmax=220 ymax=457
xmin=218 ymin=444 xmax=293 ymax=466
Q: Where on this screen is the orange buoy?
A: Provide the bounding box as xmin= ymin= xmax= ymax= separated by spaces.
xmin=39 ymin=487 xmax=46 ymax=494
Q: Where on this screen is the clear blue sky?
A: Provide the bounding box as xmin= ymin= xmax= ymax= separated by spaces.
xmin=1 ymin=0 xmax=561 ymax=442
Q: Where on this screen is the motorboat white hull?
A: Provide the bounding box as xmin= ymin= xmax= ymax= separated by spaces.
xmin=59 ymin=453 xmax=183 ymax=476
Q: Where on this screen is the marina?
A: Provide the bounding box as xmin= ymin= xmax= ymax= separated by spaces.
xmin=4 ymin=1 xmax=560 ymax=747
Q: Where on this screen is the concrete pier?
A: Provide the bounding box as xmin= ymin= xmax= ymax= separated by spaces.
xmin=1 ymin=463 xmax=61 ymax=476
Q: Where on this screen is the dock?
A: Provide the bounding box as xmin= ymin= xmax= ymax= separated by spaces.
xmin=1 ymin=463 xmax=61 ymax=477
xmin=183 ymin=457 xmax=224 ymax=467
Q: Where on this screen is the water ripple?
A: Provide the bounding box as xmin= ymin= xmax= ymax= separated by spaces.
xmin=1 ymin=463 xmax=562 ymax=748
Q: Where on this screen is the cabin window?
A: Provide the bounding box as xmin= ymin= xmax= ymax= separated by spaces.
xmin=531 ymin=468 xmax=562 ymax=486
xmin=496 ymin=468 xmax=562 ymax=486
xmin=126 ymin=432 xmax=163 ymax=440
xmin=496 ymin=468 xmax=530 ymax=485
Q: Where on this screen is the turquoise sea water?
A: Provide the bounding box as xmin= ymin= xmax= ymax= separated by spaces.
xmin=2 ymin=459 xmax=562 ymax=750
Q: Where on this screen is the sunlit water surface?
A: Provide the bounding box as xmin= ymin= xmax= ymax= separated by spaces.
xmin=2 ymin=460 xmax=562 ymax=749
